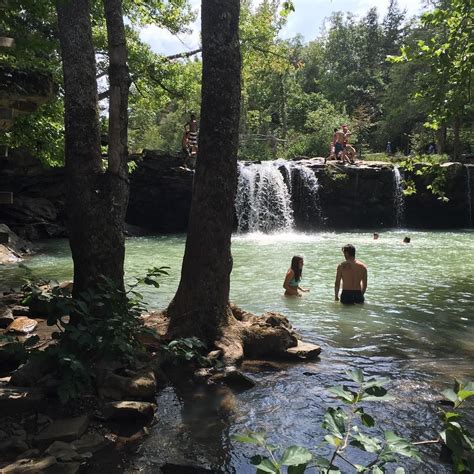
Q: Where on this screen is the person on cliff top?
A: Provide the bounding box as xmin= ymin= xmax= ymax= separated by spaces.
xmin=184 ymin=113 xmax=199 ymax=156
xmin=342 ymin=124 xmax=356 ymax=164
xmin=283 ymin=255 xmax=309 ymax=297
xmin=329 ymin=128 xmax=338 ymax=160
xmin=333 ymin=127 xmax=345 ymax=161
xmin=335 ymin=244 xmax=367 ymax=304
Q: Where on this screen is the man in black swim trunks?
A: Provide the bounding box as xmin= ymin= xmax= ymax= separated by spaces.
xmin=335 ymin=244 xmax=367 ymax=304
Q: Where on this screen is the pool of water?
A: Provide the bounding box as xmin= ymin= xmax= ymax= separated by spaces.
xmin=1 ymin=230 xmax=473 ymax=472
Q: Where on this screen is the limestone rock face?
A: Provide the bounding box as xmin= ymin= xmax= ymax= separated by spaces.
xmin=0 ymin=455 xmax=57 ymax=473
xmin=96 ymin=368 xmax=157 ymax=401
xmin=34 ymin=416 xmax=89 ymax=446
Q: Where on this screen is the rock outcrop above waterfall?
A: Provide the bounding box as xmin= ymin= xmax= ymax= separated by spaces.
xmin=1 ymin=151 xmax=472 ymax=236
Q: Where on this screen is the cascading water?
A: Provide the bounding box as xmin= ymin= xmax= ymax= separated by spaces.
xmin=235 ymin=161 xmax=294 ymax=232
xmin=466 ymin=165 xmax=473 ymax=227
xmin=290 ymin=162 xmax=323 ymax=228
xmin=393 ymin=166 xmax=405 ymax=227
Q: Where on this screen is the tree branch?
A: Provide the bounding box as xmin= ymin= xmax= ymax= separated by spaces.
xmin=164 ymin=48 xmax=201 ymax=60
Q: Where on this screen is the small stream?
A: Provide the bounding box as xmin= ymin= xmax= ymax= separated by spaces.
xmin=1 ymin=230 xmax=473 ymax=472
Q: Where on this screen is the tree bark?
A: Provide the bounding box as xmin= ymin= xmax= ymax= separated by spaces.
xmin=436 ymin=124 xmax=447 ymax=155
xmin=56 ymin=0 xmax=128 ymax=296
xmin=166 ymin=0 xmax=241 ymax=344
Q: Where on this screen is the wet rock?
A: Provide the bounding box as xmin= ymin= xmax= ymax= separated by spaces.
xmin=58 ymin=281 xmax=73 ymax=294
xmin=45 ymin=441 xmax=81 ymax=462
xmin=7 ymin=316 xmax=37 ymax=334
xmin=10 ymin=355 xmax=55 ymax=387
xmin=0 ymin=387 xmax=46 ymax=415
xmin=207 ymin=350 xmax=222 ymax=361
xmin=0 ymin=303 xmax=14 ymax=328
xmin=15 ymin=449 xmax=40 ymax=460
xmin=161 ymin=464 xmax=223 ymax=474
xmin=101 ymin=401 xmax=156 ymax=421
xmin=35 ymin=416 xmax=89 ymax=446
xmin=209 ymin=369 xmax=256 ymax=391
xmin=71 ymin=433 xmax=110 ymax=454
xmin=10 ymin=305 xmax=30 ymax=316
xmin=285 ymin=341 xmax=322 ymax=360
xmin=96 ymin=369 xmax=156 ymax=401
xmin=0 ymin=456 xmax=57 ymax=473
xmin=44 ymin=462 xmax=81 ymax=474
xmin=0 ymin=436 xmax=29 ymax=455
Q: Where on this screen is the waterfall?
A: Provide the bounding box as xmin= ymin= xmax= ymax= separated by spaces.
xmin=393 ymin=166 xmax=405 ymax=227
xmin=466 ymin=165 xmax=473 ymax=227
xmin=235 ymin=161 xmax=294 ymax=232
xmin=290 ymin=162 xmax=323 ymax=228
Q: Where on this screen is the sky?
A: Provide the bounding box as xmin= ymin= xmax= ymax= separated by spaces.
xmin=140 ymin=0 xmax=425 ymax=57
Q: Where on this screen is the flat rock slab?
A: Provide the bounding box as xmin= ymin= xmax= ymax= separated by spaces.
xmin=7 ymin=317 xmax=37 ymax=334
xmin=35 ymin=416 xmax=89 ymax=446
xmin=0 ymin=387 xmax=46 ymax=415
xmin=43 ymin=462 xmax=81 ymax=474
xmin=71 ymin=433 xmax=110 ymax=454
xmin=285 ymin=341 xmax=322 ymax=360
xmin=209 ymin=370 xmax=256 ymax=391
xmin=0 ymin=455 xmax=57 ymax=473
xmin=102 ymin=401 xmax=156 ymax=421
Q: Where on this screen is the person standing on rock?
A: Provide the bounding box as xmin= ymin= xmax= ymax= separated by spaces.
xmin=283 ymin=255 xmax=309 ymax=297
xmin=335 ymin=244 xmax=367 ymax=304
xmin=184 ymin=113 xmax=199 ymax=156
xmin=333 ymin=126 xmax=345 ymax=161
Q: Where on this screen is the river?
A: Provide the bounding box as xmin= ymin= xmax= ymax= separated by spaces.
xmin=1 ymin=230 xmax=473 ymax=473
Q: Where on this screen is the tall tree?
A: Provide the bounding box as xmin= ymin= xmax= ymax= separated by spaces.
xmin=56 ymin=0 xmax=129 ymax=296
xmin=166 ymin=0 xmax=241 ymax=345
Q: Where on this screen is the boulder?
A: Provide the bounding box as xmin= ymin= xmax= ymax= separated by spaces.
xmin=0 ymin=456 xmax=57 ymax=473
xmin=10 ymin=355 xmax=55 ymax=387
xmin=96 ymin=369 xmax=156 ymax=401
xmin=101 ymin=401 xmax=156 ymax=421
xmin=209 ymin=369 xmax=256 ymax=391
xmin=70 ymin=433 xmax=110 ymax=454
xmin=0 ymin=304 xmax=14 ymax=328
xmin=0 ymin=387 xmax=46 ymax=415
xmin=242 ymin=313 xmax=298 ymax=359
xmin=34 ymin=416 xmax=89 ymax=446
xmin=45 ymin=441 xmax=82 ymax=462
xmin=284 ymin=341 xmax=322 ymax=360
xmin=7 ymin=317 xmax=37 ymax=334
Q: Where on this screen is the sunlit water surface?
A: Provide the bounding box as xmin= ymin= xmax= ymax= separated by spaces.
xmin=1 ymin=230 xmax=473 ymax=473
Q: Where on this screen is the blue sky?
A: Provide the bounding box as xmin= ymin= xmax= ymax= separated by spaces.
xmin=140 ymin=0 xmax=425 ymax=56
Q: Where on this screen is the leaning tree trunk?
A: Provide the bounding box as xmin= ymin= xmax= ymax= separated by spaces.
xmin=166 ymin=0 xmax=241 ymax=345
xmin=56 ymin=0 xmax=129 ymax=297
xmin=436 ymin=124 xmax=447 ymax=155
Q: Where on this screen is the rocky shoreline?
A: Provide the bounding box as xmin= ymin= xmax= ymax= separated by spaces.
xmin=0 ymin=279 xmax=321 ymax=473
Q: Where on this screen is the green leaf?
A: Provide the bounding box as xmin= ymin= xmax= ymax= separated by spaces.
xmin=361 ymin=413 xmax=375 ymax=427
xmin=441 ymin=388 xmax=458 ymax=404
xmin=324 ymin=434 xmax=343 ymax=447
xmin=457 ymin=389 xmax=474 ymax=401
xmin=281 ymin=446 xmax=313 ymax=466
xmin=346 ymin=368 xmax=364 ymax=384
xmin=322 ymin=408 xmax=347 ymax=438
xmin=328 ymin=386 xmax=356 ymax=403
xmin=382 ymin=431 xmax=421 ymax=461
xmin=351 ymin=432 xmax=381 ymax=453
xmin=361 ymin=386 xmax=394 ymax=401
xmin=250 ymin=455 xmax=280 ymax=473
xmin=231 ymin=431 xmax=266 ymax=446
xmin=287 ymin=464 xmax=307 ymax=474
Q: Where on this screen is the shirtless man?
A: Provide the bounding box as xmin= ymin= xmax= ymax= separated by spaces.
xmin=335 ymin=244 xmax=367 ymax=304
xmin=333 ymin=127 xmax=345 ymax=160
xmin=342 ymin=124 xmax=356 ymax=163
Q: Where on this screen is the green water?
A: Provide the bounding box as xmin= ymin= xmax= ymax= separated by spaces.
xmin=1 ymin=230 xmax=473 ymax=472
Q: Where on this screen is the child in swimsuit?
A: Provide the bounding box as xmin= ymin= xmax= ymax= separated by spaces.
xmin=283 ymin=255 xmax=309 ymax=296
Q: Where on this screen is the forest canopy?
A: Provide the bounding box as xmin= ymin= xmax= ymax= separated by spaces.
xmin=1 ymin=0 xmax=472 ymax=164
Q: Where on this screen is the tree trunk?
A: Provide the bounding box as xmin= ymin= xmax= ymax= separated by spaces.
xmin=56 ymin=0 xmax=128 ymax=297
xmin=436 ymin=124 xmax=447 ymax=155
xmin=166 ymin=0 xmax=241 ymax=344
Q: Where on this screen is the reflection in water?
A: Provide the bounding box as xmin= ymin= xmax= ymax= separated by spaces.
xmin=1 ymin=230 xmax=473 ymax=472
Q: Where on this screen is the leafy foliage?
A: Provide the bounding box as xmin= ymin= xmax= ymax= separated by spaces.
xmin=234 ymin=369 xmax=474 ymax=473
xmin=21 ymin=266 xmax=169 ymax=403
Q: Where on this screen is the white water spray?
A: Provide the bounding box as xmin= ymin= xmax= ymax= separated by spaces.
xmin=393 ymin=166 xmax=405 ymax=227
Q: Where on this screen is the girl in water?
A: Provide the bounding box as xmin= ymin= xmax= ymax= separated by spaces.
xmin=283 ymin=255 xmax=309 ymax=296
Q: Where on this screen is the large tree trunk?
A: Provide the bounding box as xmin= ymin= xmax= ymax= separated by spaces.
xmin=166 ymin=0 xmax=241 ymax=344
xmin=56 ymin=0 xmax=128 ymax=297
